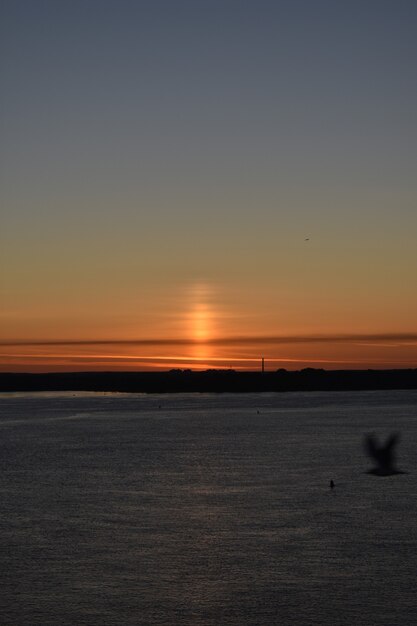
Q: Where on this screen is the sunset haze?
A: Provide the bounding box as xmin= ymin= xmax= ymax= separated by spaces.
xmin=1 ymin=0 xmax=417 ymax=371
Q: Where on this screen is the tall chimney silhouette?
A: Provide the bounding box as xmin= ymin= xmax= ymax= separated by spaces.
xmin=261 ymin=357 xmax=265 ymax=373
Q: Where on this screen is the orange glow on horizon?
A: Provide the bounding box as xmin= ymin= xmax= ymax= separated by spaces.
xmin=1 ymin=282 xmax=417 ymax=372
xmin=1 ymin=334 xmax=417 ymax=372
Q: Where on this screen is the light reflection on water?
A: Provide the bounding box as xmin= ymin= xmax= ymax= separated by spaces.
xmin=0 ymin=390 xmax=417 ymax=625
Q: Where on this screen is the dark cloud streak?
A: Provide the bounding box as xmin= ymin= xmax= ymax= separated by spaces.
xmin=2 ymin=333 xmax=417 ymax=347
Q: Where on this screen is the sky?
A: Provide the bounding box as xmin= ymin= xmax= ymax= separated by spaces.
xmin=1 ymin=0 xmax=417 ymax=371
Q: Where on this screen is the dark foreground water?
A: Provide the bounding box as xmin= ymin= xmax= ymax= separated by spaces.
xmin=0 ymin=390 xmax=416 ymax=625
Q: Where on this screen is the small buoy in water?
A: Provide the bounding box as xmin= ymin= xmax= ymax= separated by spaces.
xmin=330 ymin=480 xmax=335 ymax=489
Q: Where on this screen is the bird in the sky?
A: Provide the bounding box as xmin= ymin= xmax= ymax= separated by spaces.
xmin=304 ymin=238 xmax=310 ymax=241
xmin=364 ymin=432 xmax=406 ymax=476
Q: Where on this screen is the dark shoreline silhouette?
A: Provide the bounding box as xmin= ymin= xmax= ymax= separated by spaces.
xmin=1 ymin=368 xmax=417 ymax=394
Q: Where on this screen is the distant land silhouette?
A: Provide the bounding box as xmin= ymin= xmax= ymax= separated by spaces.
xmin=1 ymin=368 xmax=417 ymax=393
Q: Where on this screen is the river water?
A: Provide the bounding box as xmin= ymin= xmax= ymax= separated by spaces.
xmin=0 ymin=390 xmax=416 ymax=625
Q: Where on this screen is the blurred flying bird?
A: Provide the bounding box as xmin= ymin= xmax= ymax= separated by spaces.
xmin=364 ymin=432 xmax=405 ymax=476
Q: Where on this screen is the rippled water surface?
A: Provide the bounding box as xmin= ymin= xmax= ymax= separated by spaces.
xmin=1 ymin=390 xmax=417 ymax=625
